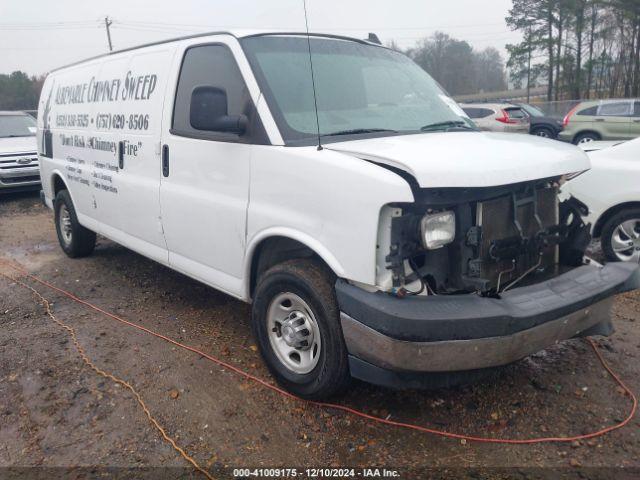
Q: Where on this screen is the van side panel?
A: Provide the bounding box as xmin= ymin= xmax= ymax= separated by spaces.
xmin=38 ymin=45 xmax=177 ymax=264
xmin=110 ymin=46 xmax=177 ymax=255
xmin=38 ymin=62 xmax=101 ymax=216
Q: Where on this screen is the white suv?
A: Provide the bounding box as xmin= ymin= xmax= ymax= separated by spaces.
xmin=460 ymin=103 xmax=530 ymax=134
xmin=0 ymin=111 xmax=40 ymax=192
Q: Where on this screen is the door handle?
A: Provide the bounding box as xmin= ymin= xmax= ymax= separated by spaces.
xmin=162 ymin=144 xmax=169 ymax=177
xmin=118 ymin=141 xmax=124 ymax=169
xmin=595 ymin=118 xmax=605 ymax=122
xmin=634 ymin=119 xmax=640 ymax=123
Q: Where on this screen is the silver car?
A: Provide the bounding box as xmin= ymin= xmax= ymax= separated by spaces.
xmin=461 ymin=103 xmax=530 ymax=133
xmin=0 ymin=111 xmax=40 ymax=192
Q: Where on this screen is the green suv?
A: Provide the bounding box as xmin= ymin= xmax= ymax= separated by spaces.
xmin=559 ymin=99 xmax=640 ymax=145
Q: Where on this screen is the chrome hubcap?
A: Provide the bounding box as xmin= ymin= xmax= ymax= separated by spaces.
xmin=59 ymin=205 xmax=73 ymax=245
xmin=267 ymin=292 xmax=321 ymax=374
xmin=610 ymin=219 xmax=640 ymax=263
xmin=536 ymin=130 xmax=550 ymax=138
xmin=578 ymin=137 xmax=595 ymax=144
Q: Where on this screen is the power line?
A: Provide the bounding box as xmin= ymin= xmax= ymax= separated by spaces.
xmin=0 ymin=20 xmax=99 ymax=30
xmin=118 ymin=19 xmax=508 ymax=31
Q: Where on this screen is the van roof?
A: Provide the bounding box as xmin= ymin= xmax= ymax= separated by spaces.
xmin=49 ymin=30 xmax=380 ymax=74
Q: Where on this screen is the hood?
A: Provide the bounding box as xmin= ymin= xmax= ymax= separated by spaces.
xmin=0 ymin=136 xmax=38 ymax=154
xmin=327 ymin=132 xmax=590 ymax=188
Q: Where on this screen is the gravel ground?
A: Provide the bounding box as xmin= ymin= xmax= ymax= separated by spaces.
xmin=1 ymin=191 xmax=639 ymax=479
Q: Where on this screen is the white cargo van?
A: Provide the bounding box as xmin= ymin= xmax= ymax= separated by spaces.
xmin=37 ymin=31 xmax=639 ymax=399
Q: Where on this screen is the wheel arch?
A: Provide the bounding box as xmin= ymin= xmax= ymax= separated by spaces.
xmin=245 ymin=229 xmax=345 ymax=301
xmin=573 ymin=130 xmax=601 ymax=144
xmin=531 ymin=124 xmax=554 ymax=135
xmin=51 ymin=171 xmax=68 ymax=197
xmin=593 ymin=202 xmax=640 ymax=238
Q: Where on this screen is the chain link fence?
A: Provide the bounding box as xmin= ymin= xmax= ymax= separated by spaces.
xmin=528 ymin=100 xmax=582 ymax=119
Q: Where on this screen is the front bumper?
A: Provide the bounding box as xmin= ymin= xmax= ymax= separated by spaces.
xmin=557 ymin=131 xmax=574 ymax=143
xmin=0 ymin=166 xmax=41 ymax=191
xmin=336 ymin=263 xmax=640 ymax=386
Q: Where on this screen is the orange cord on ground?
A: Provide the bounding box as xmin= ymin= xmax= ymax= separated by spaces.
xmin=0 ymin=269 xmax=215 ymax=480
xmin=1 ymin=257 xmax=637 ymax=458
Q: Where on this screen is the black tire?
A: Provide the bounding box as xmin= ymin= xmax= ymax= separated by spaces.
xmin=251 ymin=259 xmax=351 ymax=399
xmin=532 ymin=126 xmax=555 ymax=139
xmin=601 ymin=208 xmax=640 ymax=263
xmin=54 ymin=190 xmax=96 ymax=258
xmin=573 ymin=131 xmax=601 ymax=145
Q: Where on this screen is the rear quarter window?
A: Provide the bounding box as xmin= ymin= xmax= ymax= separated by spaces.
xmin=504 ymin=108 xmax=526 ymax=119
xmin=597 ymin=102 xmax=632 ymax=117
xmin=463 ymin=108 xmax=493 ymax=119
xmin=577 ymin=106 xmax=598 ymax=116
xmin=462 ymin=108 xmax=479 ymax=118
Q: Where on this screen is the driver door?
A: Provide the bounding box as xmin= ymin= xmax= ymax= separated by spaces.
xmin=159 ymin=40 xmax=262 ymax=297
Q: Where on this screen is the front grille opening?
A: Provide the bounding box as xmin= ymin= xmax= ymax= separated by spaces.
xmin=1 ymin=175 xmax=40 ymax=184
xmin=472 ymin=186 xmax=559 ymax=290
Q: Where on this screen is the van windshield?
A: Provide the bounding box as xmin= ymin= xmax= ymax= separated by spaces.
xmin=241 ymin=35 xmax=473 ymax=145
xmin=0 ymin=114 xmax=37 ymax=138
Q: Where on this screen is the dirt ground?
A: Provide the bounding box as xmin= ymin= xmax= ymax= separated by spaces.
xmin=1 ymin=191 xmax=639 ymax=479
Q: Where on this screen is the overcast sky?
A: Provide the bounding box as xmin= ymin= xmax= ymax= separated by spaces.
xmin=0 ymin=0 xmax=521 ymax=76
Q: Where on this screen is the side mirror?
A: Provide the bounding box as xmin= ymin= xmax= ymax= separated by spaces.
xmin=190 ymin=86 xmax=247 ymax=135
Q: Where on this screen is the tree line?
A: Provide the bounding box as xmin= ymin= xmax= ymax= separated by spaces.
xmin=398 ymin=33 xmax=508 ymax=96
xmin=0 ymin=71 xmax=45 ymax=111
xmin=506 ymin=0 xmax=640 ymax=100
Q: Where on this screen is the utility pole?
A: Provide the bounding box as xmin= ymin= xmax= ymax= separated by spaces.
xmin=104 ymin=16 xmax=113 ymax=52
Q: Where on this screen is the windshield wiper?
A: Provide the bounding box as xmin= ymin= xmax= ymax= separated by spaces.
xmin=1 ymin=134 xmax=34 ymax=138
xmin=323 ymin=128 xmax=398 ymax=137
xmin=420 ymin=121 xmax=474 ymax=132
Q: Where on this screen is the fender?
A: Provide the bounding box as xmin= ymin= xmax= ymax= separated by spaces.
xmin=48 ymin=169 xmax=74 ymax=208
xmin=243 ymin=227 xmax=346 ymax=300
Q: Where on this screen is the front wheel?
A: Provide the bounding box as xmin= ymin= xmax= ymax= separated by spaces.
xmin=54 ymin=190 xmax=96 ymax=258
xmin=601 ymin=209 xmax=640 ymax=263
xmin=251 ymin=259 xmax=351 ymax=399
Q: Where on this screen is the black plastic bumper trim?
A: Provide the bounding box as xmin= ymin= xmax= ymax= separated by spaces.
xmin=336 ymin=262 xmax=640 ymax=342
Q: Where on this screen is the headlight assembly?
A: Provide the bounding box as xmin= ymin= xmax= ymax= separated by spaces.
xmin=420 ymin=211 xmax=455 ymax=250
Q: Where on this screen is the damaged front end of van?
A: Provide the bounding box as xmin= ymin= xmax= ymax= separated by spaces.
xmin=329 ymin=135 xmax=640 ymax=389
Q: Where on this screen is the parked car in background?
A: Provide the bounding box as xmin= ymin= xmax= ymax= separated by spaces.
xmin=460 ymin=103 xmax=529 ymax=133
xmin=515 ymin=103 xmax=564 ymax=139
xmin=564 ymin=138 xmax=640 ymax=263
xmin=0 ymin=111 xmax=40 ymax=193
xmin=559 ymin=99 xmax=640 ymax=145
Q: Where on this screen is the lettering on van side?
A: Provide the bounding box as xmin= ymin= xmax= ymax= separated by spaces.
xmin=55 ymin=113 xmax=89 ymax=128
xmin=54 ymin=72 xmax=158 ymax=105
xmin=95 ymin=113 xmax=150 ymax=131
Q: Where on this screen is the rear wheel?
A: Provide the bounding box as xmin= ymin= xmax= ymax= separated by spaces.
xmin=533 ymin=126 xmax=555 ymax=139
xmin=54 ymin=190 xmax=96 ymax=258
xmin=573 ymin=132 xmax=600 ymax=145
xmin=251 ymin=259 xmax=350 ymax=399
xmin=601 ymin=209 xmax=640 ymax=263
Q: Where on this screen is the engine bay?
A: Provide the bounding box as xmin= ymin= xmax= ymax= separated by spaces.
xmin=385 ymin=177 xmax=591 ymax=296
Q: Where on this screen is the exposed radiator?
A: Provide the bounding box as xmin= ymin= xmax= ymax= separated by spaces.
xmin=474 ymin=186 xmax=559 ymax=289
